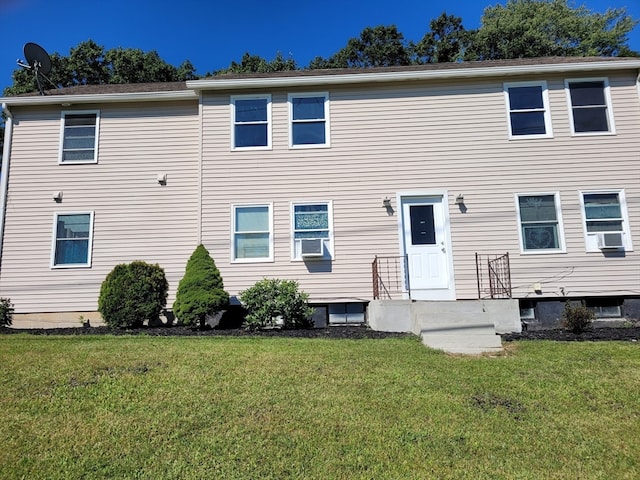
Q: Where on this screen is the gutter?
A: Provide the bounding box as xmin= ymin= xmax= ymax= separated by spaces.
xmin=0 ymin=103 xmax=13 ymax=268
xmin=0 ymin=89 xmax=198 ymax=107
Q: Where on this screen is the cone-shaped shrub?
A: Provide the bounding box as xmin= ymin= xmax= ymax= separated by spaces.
xmin=173 ymin=244 xmax=229 ymax=328
xmin=98 ymin=261 xmax=168 ymax=328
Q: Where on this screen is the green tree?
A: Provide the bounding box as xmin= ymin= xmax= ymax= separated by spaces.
xmin=414 ymin=13 xmax=470 ymax=63
xmin=468 ymin=0 xmax=639 ymax=60
xmin=309 ymin=25 xmax=412 ymax=69
xmin=173 ymin=244 xmax=229 ymax=329
xmin=214 ymin=51 xmax=297 ymax=75
xmin=3 ymin=39 xmax=198 ymax=96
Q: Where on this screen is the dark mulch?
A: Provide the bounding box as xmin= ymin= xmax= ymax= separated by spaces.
xmin=2 ymin=325 xmax=639 ymax=342
xmin=0 ymin=325 xmax=414 ymax=340
xmin=502 ymin=327 xmax=640 ymax=343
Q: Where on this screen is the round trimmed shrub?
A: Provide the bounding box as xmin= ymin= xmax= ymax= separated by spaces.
xmin=98 ymin=261 xmax=168 ymax=328
xmin=562 ymin=301 xmax=595 ymax=334
xmin=240 ymin=278 xmax=313 ymax=330
xmin=173 ymin=245 xmax=229 ymax=328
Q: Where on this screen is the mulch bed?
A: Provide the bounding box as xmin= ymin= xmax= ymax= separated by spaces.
xmin=1 ymin=325 xmax=639 ymax=342
xmin=0 ymin=325 xmax=413 ymax=339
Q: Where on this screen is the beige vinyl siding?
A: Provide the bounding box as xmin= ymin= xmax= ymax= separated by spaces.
xmin=0 ymin=101 xmax=199 ymax=313
xmin=200 ymin=72 xmax=639 ymax=302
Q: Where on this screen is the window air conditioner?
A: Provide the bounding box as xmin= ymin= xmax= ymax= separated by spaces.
xmin=597 ymin=232 xmax=624 ymax=249
xmin=300 ymin=238 xmax=324 ymax=257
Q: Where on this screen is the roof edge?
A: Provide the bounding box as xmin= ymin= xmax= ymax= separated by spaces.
xmin=187 ymin=60 xmax=640 ymax=90
xmin=0 ymin=90 xmax=198 ymax=106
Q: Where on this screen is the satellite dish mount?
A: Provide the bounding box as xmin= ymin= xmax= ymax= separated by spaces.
xmin=17 ymin=42 xmax=53 ymax=95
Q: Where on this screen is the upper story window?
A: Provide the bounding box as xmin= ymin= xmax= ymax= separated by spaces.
xmin=565 ymin=79 xmax=615 ymax=135
xmin=232 ymin=204 xmax=273 ymax=262
xmin=580 ymin=190 xmax=632 ymax=251
xmin=289 ymin=93 xmax=330 ymax=148
xmin=292 ymin=202 xmax=333 ymax=260
xmin=59 ymin=111 xmax=99 ymax=164
xmin=516 ymin=193 xmax=565 ymax=253
xmin=231 ymin=95 xmax=271 ymax=149
xmin=51 ymin=212 xmax=94 ymax=268
xmin=504 ymin=82 xmax=552 ymax=139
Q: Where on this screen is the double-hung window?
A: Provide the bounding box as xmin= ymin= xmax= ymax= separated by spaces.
xmin=231 ymin=95 xmax=271 ymax=149
xmin=516 ymin=193 xmax=564 ymax=253
xmin=292 ymin=202 xmax=333 ymax=260
xmin=566 ymin=79 xmax=614 ymax=135
xmin=51 ymin=212 xmax=94 ymax=267
xmin=233 ymin=204 xmax=273 ymax=261
xmin=580 ymin=191 xmax=632 ymax=251
xmin=59 ymin=111 xmax=99 ymax=163
xmin=289 ymin=93 xmax=329 ymax=147
xmin=504 ymin=82 xmax=552 ymax=138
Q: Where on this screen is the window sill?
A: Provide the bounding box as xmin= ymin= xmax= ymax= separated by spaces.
xmin=51 ymin=264 xmax=92 ymax=269
xmin=570 ymin=131 xmax=616 ymax=137
xmin=520 ymin=249 xmax=566 ymax=255
xmin=231 ymin=258 xmax=274 ymax=264
xmin=289 ymin=143 xmax=331 ymax=150
xmin=231 ymin=146 xmax=272 ymax=152
xmin=508 ymin=134 xmax=553 ymax=141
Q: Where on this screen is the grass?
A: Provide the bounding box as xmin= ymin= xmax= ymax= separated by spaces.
xmin=1 ymin=335 xmax=639 ymax=479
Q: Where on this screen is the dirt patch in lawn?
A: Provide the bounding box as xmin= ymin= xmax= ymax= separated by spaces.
xmin=501 ymin=327 xmax=640 ymax=342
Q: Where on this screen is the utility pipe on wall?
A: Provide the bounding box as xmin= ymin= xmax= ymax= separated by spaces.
xmin=0 ymin=103 xmax=13 ymax=266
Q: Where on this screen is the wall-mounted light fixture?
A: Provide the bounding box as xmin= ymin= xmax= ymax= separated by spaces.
xmin=382 ymin=197 xmax=391 ymax=208
xmin=455 ymin=194 xmax=464 ymax=205
xmin=53 ymin=191 xmax=63 ymax=202
xmin=157 ymin=173 xmax=167 ymax=185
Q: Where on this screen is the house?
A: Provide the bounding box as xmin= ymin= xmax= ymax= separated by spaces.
xmin=1 ymin=56 xmax=639 ymax=332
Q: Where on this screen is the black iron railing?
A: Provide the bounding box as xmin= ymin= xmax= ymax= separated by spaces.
xmin=476 ymin=252 xmax=512 ymax=299
xmin=372 ymin=255 xmax=409 ymax=300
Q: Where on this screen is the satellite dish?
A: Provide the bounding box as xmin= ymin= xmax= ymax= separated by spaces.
xmin=17 ymin=42 xmax=54 ymax=95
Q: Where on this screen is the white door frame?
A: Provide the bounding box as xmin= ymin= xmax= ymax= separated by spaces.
xmin=397 ymin=190 xmax=456 ymax=300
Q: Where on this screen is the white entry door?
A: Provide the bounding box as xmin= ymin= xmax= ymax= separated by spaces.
xmin=401 ymin=196 xmax=453 ymax=299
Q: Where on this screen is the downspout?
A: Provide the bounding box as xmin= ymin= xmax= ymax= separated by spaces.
xmin=0 ymin=103 xmax=13 ymax=267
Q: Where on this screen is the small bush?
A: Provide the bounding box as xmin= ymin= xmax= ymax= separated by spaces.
xmin=240 ymin=278 xmax=313 ymax=330
xmin=173 ymin=245 xmax=229 ymax=328
xmin=98 ymin=261 xmax=169 ymax=328
xmin=562 ymin=301 xmax=595 ymax=334
xmin=0 ymin=297 xmax=14 ymax=327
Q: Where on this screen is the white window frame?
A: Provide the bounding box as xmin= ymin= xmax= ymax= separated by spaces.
xmin=515 ymin=192 xmax=566 ymax=254
xmin=288 ymin=92 xmax=330 ymax=149
xmin=290 ymin=201 xmax=334 ymax=261
xmin=579 ymin=189 xmax=633 ymax=252
xmin=50 ymin=211 xmax=94 ymax=268
xmin=565 ymin=78 xmax=615 ymax=136
xmin=231 ymin=94 xmax=272 ymax=150
xmin=231 ymin=203 xmax=273 ymax=263
xmin=58 ymin=110 xmax=100 ymax=164
xmin=504 ymin=81 xmax=553 ymax=139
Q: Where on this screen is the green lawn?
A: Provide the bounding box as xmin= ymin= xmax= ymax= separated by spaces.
xmin=1 ymin=335 xmax=638 ymax=479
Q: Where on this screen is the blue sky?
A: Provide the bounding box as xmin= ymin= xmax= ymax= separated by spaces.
xmin=1 ymin=0 xmax=639 ymax=91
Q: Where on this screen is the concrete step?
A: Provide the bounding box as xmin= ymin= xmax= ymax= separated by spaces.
xmin=420 ymin=333 xmax=503 ymax=354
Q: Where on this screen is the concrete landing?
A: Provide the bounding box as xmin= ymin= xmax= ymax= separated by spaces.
xmin=368 ymin=299 xmax=521 ymax=354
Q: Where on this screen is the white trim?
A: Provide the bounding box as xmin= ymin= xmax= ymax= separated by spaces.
xmin=290 ymin=200 xmax=334 ymax=261
xmin=504 ymin=81 xmax=553 ymax=139
xmin=231 ymin=203 xmax=274 ymax=263
xmin=288 ymin=92 xmax=331 ymax=149
xmin=50 ymin=211 xmax=94 ymax=268
xmin=230 ymin=94 xmax=272 ymax=151
xmin=187 ymin=60 xmax=640 ymax=91
xmin=515 ymin=192 xmax=566 ymax=254
xmin=565 ymin=77 xmax=616 ymax=136
xmin=579 ymin=189 xmax=633 ymax=252
xmin=58 ymin=110 xmax=100 ymax=164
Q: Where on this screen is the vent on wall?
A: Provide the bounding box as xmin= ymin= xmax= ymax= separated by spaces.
xmin=597 ymin=232 xmax=624 ymax=249
xmin=301 ymin=238 xmax=323 ymax=257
